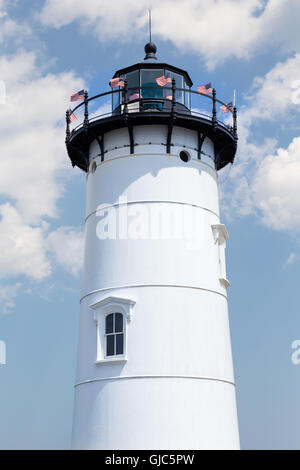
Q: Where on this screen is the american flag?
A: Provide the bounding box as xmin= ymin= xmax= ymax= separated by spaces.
xmin=197 ymin=83 xmax=212 ymax=95
xmin=69 ymin=109 xmax=77 ymax=122
xmin=70 ymin=89 xmax=84 ymax=102
xmin=220 ymin=101 xmax=234 ymax=113
xmin=156 ymin=74 xmax=172 ymax=87
xmin=110 ymin=77 xmax=125 ymax=88
xmin=129 ymin=92 xmax=140 ymax=101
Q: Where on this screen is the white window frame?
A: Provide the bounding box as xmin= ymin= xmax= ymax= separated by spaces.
xmin=90 ymin=296 xmax=135 ymax=364
xmin=212 ymin=224 xmax=230 ymax=288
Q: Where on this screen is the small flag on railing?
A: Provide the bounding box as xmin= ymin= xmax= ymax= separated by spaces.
xmin=109 ymin=77 xmax=125 ymax=88
xmin=70 ymin=89 xmax=84 ymax=102
xmin=129 ymin=93 xmax=140 ymax=101
xmin=156 ymin=74 xmax=172 ymax=87
xmin=69 ymin=109 xmax=77 ymax=122
xmin=220 ymin=101 xmax=234 ymax=113
xmin=166 ymin=95 xmax=172 ymax=100
xmin=197 ymin=83 xmax=212 ymax=95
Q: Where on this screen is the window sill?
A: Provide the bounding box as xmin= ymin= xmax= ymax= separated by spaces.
xmin=95 ymin=357 xmax=127 ymax=365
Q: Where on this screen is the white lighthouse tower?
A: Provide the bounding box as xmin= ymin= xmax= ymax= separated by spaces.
xmin=66 ymin=42 xmax=240 ymax=450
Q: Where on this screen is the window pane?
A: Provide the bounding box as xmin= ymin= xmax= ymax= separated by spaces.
xmin=126 ymin=70 xmax=140 ymax=101
xmin=112 ymin=89 xmax=120 ymax=111
xmin=106 ymin=314 xmax=113 ymax=334
xmin=116 ymin=334 xmax=124 ymax=355
xmin=166 ymin=70 xmax=183 ymax=103
xmin=184 ymin=81 xmax=191 ymax=108
xmin=115 ymin=313 xmax=123 ymax=333
xmin=141 ymin=69 xmax=163 ymax=98
xmin=106 ymin=335 xmax=115 ymax=356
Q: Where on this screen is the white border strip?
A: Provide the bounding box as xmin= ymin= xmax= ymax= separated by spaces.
xmin=75 ymin=374 xmax=235 ymax=388
xmin=80 ymin=284 xmax=227 ymax=303
xmin=85 ymin=200 xmax=220 ymax=224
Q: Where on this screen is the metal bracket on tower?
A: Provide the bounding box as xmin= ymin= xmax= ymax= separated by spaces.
xmin=89 ymin=129 xmax=105 ymax=162
xmin=126 ymin=121 xmax=135 ymax=154
xmin=166 ymin=120 xmax=175 ymax=154
xmin=123 ymin=79 xmax=135 ymax=154
xmin=96 ymin=134 xmax=105 ymax=162
xmin=166 ymin=78 xmax=177 ymax=154
xmin=197 ymin=132 xmax=206 ymax=159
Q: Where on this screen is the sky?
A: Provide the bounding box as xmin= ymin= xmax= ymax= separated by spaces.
xmin=0 ymin=0 xmax=300 ymax=450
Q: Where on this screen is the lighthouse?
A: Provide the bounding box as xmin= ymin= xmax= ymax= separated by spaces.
xmin=66 ymin=42 xmax=240 ymax=450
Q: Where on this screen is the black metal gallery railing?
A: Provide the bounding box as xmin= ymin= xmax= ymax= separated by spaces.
xmin=65 ymin=79 xmax=238 ymax=144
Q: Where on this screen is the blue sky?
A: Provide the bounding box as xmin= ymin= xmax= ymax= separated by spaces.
xmin=0 ymin=0 xmax=300 ymax=449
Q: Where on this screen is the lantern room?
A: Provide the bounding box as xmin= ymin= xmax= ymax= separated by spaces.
xmin=65 ymin=42 xmax=238 ymax=173
xmin=111 ymin=42 xmax=193 ymax=113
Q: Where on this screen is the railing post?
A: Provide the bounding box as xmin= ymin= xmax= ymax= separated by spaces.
xmin=123 ymin=80 xmax=128 ymax=117
xmin=171 ymin=78 xmax=176 ymax=113
xmin=65 ymin=110 xmax=70 ymax=143
xmin=233 ymin=106 xmax=238 ymax=143
xmin=212 ymin=88 xmax=217 ymax=131
xmin=139 ymin=86 xmax=142 ymax=112
xmin=84 ymin=90 xmax=89 ymax=132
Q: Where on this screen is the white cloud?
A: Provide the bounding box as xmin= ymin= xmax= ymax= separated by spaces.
xmin=252 ymin=137 xmax=300 ymax=231
xmin=282 ymin=252 xmax=297 ymax=270
xmin=0 ymin=282 xmax=21 ymax=314
xmin=47 ymin=226 xmax=84 ymax=276
xmin=0 ymin=18 xmax=31 ymax=43
xmin=39 ymin=0 xmax=300 ymax=69
xmin=220 ymin=53 xmax=300 ymax=231
xmin=244 ymin=53 xmax=300 ymax=121
xmin=0 ymin=0 xmax=7 ymax=14
xmin=0 ymin=50 xmax=84 ymax=224
xmin=0 ymin=204 xmax=51 ymax=280
xmin=0 ymin=47 xmax=86 ymax=282
xmin=0 ymin=1 xmax=31 ymax=43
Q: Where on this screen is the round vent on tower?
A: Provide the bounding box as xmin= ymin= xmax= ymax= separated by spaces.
xmin=179 ymin=150 xmax=191 ymax=163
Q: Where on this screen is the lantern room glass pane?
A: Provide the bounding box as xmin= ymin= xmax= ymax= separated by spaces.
xmin=166 ymin=70 xmax=183 ymax=103
xmin=112 ymin=89 xmax=120 ymax=111
xmin=141 ymin=69 xmax=164 ymax=98
xmin=184 ymin=81 xmax=191 ymax=108
xmin=141 ymin=69 xmax=164 ymax=110
xmin=126 ymin=70 xmax=140 ymax=101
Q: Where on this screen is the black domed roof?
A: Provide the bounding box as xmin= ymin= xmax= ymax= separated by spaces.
xmin=112 ymin=42 xmax=193 ymax=87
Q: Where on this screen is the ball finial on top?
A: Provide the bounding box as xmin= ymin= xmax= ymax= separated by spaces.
xmin=144 ymin=42 xmax=157 ymax=60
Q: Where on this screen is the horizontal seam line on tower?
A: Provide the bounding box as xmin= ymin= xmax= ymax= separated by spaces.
xmin=89 ymin=152 xmax=217 ymax=174
xmin=92 ymin=142 xmax=214 ymax=160
xmin=80 ymin=284 xmax=227 ymax=303
xmin=74 ymin=375 xmax=236 ymax=388
xmin=85 ymin=200 xmax=220 ymax=223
